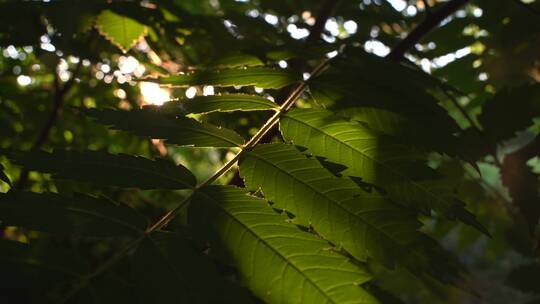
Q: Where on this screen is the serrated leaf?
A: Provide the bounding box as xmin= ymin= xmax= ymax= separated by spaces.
xmin=6 ymin=150 xmax=196 ymax=189
xmin=478 ymin=84 xmax=540 ymax=143
xmin=336 ymin=107 xmax=469 ymax=162
xmin=0 ymin=191 xmax=147 ymax=236
xmin=239 ymin=144 xmax=462 ymax=282
xmin=154 ymin=94 xmax=278 ymax=115
xmin=150 ymin=67 xmax=299 ymax=89
xmin=190 ymin=185 xmax=379 ymax=304
xmin=308 ymin=50 xmax=461 ymax=153
xmin=95 ymin=10 xmax=147 ymax=53
xmin=0 ymin=163 xmax=11 ymax=186
xmin=280 ymin=109 xmax=488 ymax=235
xmin=209 ymin=53 xmax=265 ymax=68
xmin=85 ymin=108 xmax=244 ymax=148
xmin=337 ymin=107 xmax=406 ymax=136
xmin=132 ymin=231 xmax=253 ymax=303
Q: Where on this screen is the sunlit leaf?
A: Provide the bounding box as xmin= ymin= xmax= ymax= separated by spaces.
xmin=155 ymin=94 xmax=278 ymax=115
xmin=239 ymin=143 xmax=462 ymax=282
xmin=0 ymin=163 xmax=11 ymax=186
xmin=95 ymin=10 xmax=147 ymax=53
xmin=150 ymin=67 xmax=299 ymax=89
xmin=280 ymin=109 xmax=488 ymax=235
xmin=209 ymin=53 xmax=265 ymax=68
xmin=190 ymin=185 xmax=379 ymax=303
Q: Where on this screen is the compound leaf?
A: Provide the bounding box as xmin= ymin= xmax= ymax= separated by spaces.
xmin=0 ymin=191 xmax=147 ymax=236
xmin=6 ymin=149 xmax=196 ymax=189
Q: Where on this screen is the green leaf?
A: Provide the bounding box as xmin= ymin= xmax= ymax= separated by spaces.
xmin=209 ymin=53 xmax=265 ymax=68
xmin=336 ymin=107 xmax=469 ymax=162
xmin=85 ymin=108 xmax=244 ymax=148
xmin=0 ymin=163 xmax=11 ymax=186
xmin=280 ymin=109 xmax=488 ymax=235
xmin=478 ymin=84 xmax=540 ymax=143
xmin=132 ymin=231 xmax=253 ymax=303
xmin=336 ymin=107 xmax=406 ymax=136
xmin=150 ymin=67 xmax=299 ymax=89
xmin=239 ymin=143 xmax=462 ymax=282
xmin=95 ymin=10 xmax=147 ymax=53
xmin=308 ymin=50 xmax=461 ymax=151
xmin=6 ymin=149 xmax=196 ymax=189
xmin=0 ymin=239 xmax=89 ymax=277
xmin=0 ymin=240 xmax=89 ymax=302
xmin=191 ymin=185 xmax=379 ymax=304
xmin=0 ymin=191 xmax=147 ymax=236
xmin=155 ymin=94 xmax=278 ymax=115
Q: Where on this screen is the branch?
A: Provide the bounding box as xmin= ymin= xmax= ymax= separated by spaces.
xmin=388 ymin=0 xmax=470 ymax=60
xmin=228 ymin=0 xmax=341 ymax=187
xmin=306 ymin=0 xmax=340 ymax=43
xmin=511 ymin=0 xmax=540 ymax=17
xmin=15 ymin=61 xmax=83 ymax=189
xmin=444 ymin=90 xmax=480 ymax=130
xmin=57 ymin=57 xmax=334 ymax=303
xmin=279 ymin=0 xmax=340 ymax=92
xmin=422 ymin=0 xmax=432 ymax=16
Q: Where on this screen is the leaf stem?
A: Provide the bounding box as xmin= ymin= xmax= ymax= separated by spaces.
xmin=57 ymin=57 xmax=333 ymax=303
xmin=149 ymin=58 xmax=331 ymax=231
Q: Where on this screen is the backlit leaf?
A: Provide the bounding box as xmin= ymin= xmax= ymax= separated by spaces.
xmin=280 ymin=109 xmax=488 ymax=235
xmin=150 ymin=67 xmax=299 ymax=89
xmin=191 ymin=185 xmax=379 ymax=303
xmin=155 ymin=94 xmax=278 ymax=115
xmin=95 ymin=10 xmax=147 ymax=53
xmin=240 ymin=143 xmax=462 ymax=282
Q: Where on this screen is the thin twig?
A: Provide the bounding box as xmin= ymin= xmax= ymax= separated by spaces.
xmin=57 ymin=57 xmax=334 ymax=303
xmin=443 ymin=90 xmax=480 ymax=130
xmin=422 ymin=0 xmax=432 ymax=16
xmin=306 ymin=0 xmax=341 ymax=43
xmin=228 ymin=0 xmax=341 ymax=186
xmin=511 ymin=0 xmax=540 ymax=17
xmin=388 ymin=0 xmax=470 ymax=60
xmin=15 ymin=61 xmax=83 ymax=189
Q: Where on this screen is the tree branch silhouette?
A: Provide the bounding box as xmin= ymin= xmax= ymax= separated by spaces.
xmin=388 ymin=0 xmax=470 ymax=60
xmin=15 ymin=61 xmax=82 ymax=189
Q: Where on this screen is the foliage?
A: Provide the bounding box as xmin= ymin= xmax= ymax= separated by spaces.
xmin=1 ymin=0 xmax=540 ymax=303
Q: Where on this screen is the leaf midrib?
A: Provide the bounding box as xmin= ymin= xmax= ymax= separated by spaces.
xmin=284 ymin=114 xmax=452 ymax=210
xmin=197 ymin=190 xmax=337 ymax=304
xmin=186 ymin=95 xmax=278 ymax=112
xmin=246 ymin=150 xmax=408 ymax=254
xmin=47 ymin=158 xmax=193 ymax=189
xmin=171 ymin=121 xmax=243 ymax=147
xmin=2 ymin=200 xmax=145 ymax=234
